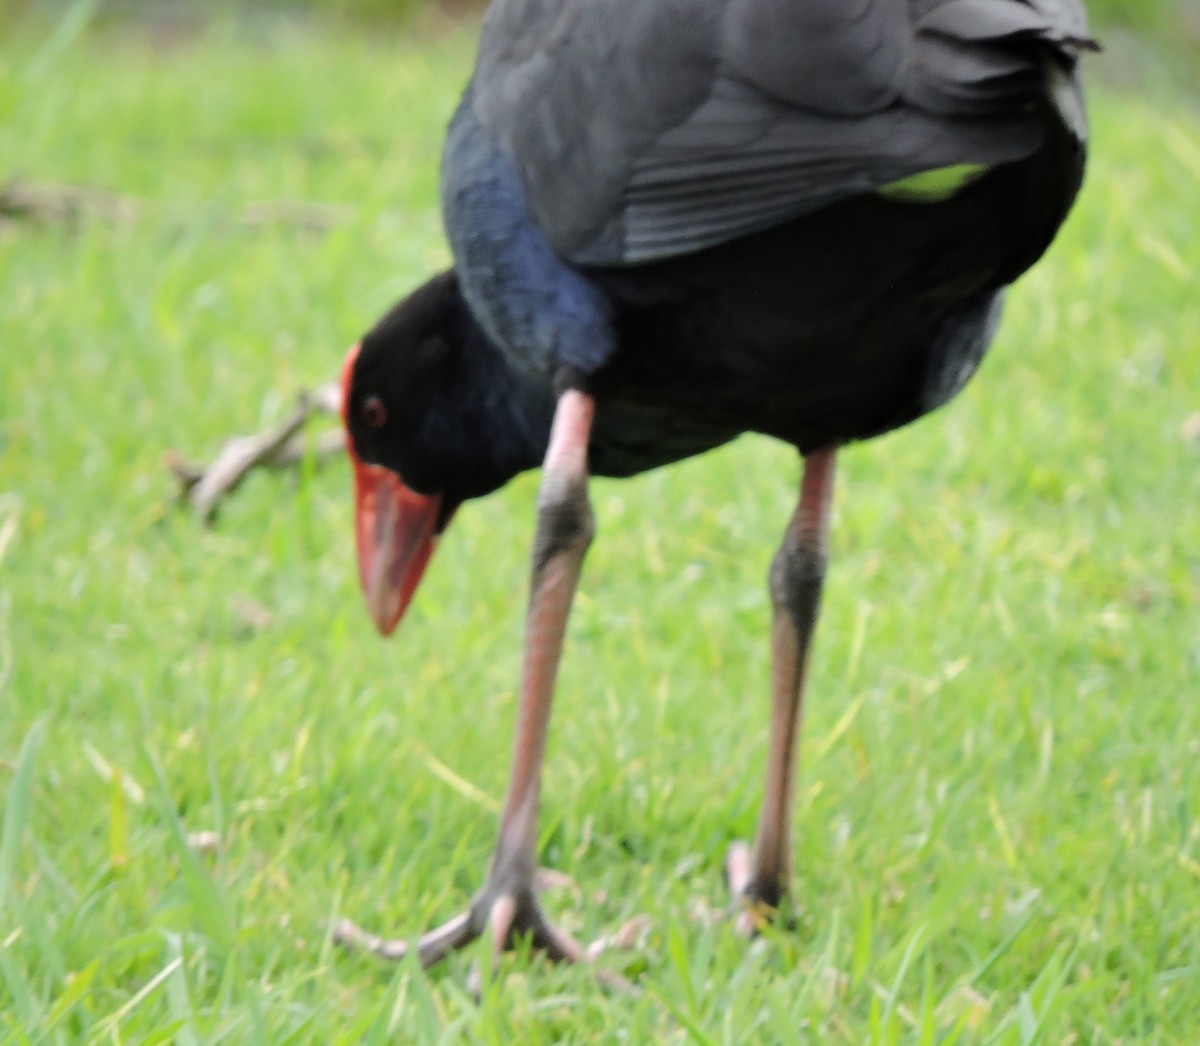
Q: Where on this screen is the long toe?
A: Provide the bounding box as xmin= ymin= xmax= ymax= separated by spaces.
xmin=334 ymin=874 xmax=643 ymax=992
xmin=332 ymin=909 xmax=477 ymax=966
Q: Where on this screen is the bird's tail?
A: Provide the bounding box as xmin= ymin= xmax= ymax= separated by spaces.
xmin=907 ymin=0 xmax=1098 ymax=141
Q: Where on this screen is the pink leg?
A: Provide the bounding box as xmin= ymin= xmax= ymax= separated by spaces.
xmin=336 ymin=390 xmax=635 ymax=988
xmin=727 ymin=448 xmax=836 ymax=933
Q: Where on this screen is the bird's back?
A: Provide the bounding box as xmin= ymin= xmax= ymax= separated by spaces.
xmin=440 ymin=0 xmax=1093 ymax=477
xmin=467 ymin=0 xmax=1092 ymax=266
xmin=583 ymin=95 xmax=1087 ymax=475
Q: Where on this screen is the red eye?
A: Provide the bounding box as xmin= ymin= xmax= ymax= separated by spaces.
xmin=361 ymin=395 xmax=387 ymax=429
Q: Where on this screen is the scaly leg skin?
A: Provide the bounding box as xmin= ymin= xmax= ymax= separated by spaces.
xmin=334 ymin=389 xmax=635 ymax=990
xmin=726 ymin=448 xmax=836 ymax=936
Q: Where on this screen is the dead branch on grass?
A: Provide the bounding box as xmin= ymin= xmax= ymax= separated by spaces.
xmin=0 ymin=179 xmax=348 ymax=234
xmin=166 ymin=381 xmax=342 ymax=523
xmin=0 ymin=180 xmax=140 ymax=227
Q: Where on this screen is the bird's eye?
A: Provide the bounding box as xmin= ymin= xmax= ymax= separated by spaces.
xmin=361 ymin=395 xmax=387 ymax=429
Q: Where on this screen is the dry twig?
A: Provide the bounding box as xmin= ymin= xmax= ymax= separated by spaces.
xmin=0 ymin=180 xmax=140 ymax=227
xmin=1 ymin=178 xmax=348 ymax=234
xmin=166 ymin=381 xmax=342 ymax=523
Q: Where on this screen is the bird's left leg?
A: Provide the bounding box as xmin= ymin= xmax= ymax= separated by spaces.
xmin=461 ymin=387 xmax=600 ymax=966
xmin=336 ymin=389 xmax=634 ymax=984
xmin=726 ymin=447 xmax=835 ymax=934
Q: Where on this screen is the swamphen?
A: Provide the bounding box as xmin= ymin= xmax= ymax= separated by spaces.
xmin=336 ymin=0 xmax=1093 ymax=976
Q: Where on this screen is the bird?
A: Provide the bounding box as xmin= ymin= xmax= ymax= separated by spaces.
xmin=334 ymin=0 xmax=1094 ymax=980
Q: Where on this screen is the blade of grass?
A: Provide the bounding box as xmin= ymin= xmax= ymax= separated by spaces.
xmin=141 ymin=748 xmax=235 ymax=955
xmin=0 ymin=720 xmax=46 ymax=912
xmin=23 ymin=0 xmax=101 ymax=82
xmin=969 ymin=899 xmax=1040 ymax=987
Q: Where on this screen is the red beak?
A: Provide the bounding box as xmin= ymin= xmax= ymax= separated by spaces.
xmin=342 ymin=344 xmax=443 ymax=636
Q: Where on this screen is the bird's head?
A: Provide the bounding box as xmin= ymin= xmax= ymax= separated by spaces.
xmin=341 ymin=274 xmax=466 ymax=637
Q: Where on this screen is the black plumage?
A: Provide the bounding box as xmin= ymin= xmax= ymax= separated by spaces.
xmin=336 ymin=0 xmax=1093 ymax=977
xmin=355 ymin=0 xmax=1090 ymax=500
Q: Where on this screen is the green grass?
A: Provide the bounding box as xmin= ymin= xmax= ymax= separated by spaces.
xmin=2 ymin=12 xmax=1200 ymax=1044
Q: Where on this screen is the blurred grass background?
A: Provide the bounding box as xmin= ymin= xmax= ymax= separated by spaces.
xmin=1 ymin=1 xmax=1199 ymax=1043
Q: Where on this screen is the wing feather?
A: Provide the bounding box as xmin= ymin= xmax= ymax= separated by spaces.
xmin=467 ymin=0 xmax=1093 ymax=266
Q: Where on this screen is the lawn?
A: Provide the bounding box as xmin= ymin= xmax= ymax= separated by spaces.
xmin=2 ymin=10 xmax=1199 ymax=1044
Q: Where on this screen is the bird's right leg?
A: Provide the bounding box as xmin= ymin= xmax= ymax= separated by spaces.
xmin=726 ymin=448 xmax=835 ymax=934
xmin=336 ymin=390 xmax=633 ymax=986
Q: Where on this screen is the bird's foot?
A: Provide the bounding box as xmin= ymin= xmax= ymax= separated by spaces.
xmin=333 ymin=868 xmax=645 ymax=992
xmin=724 ymin=841 xmax=791 ymax=937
